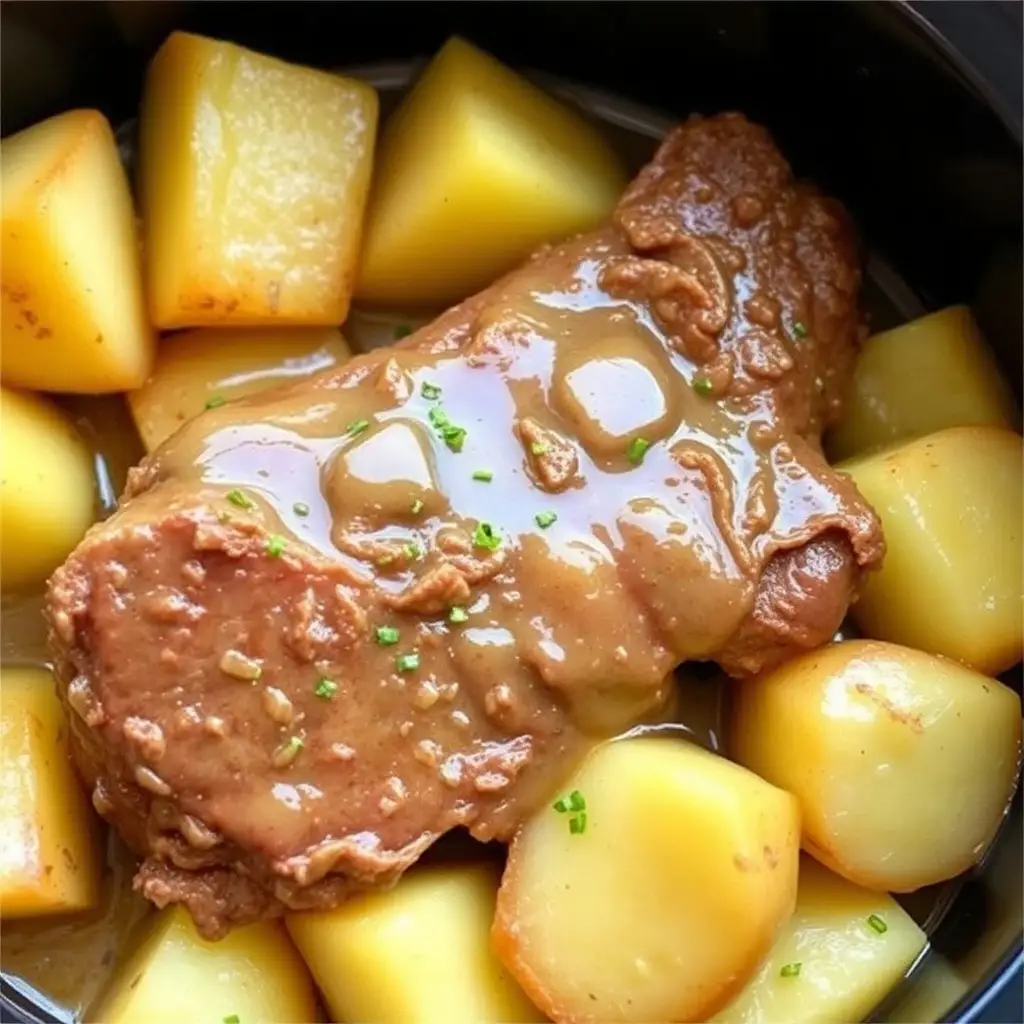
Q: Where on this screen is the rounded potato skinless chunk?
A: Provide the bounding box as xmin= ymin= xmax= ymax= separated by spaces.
xmin=1 ymin=109 xmax=154 ymax=392
xmin=493 ymin=738 xmax=801 ymax=1024
xmin=287 ymin=863 xmax=541 ymax=1024
xmin=712 ymin=857 xmax=926 ymax=1024
xmin=92 ymin=906 xmax=317 ymax=1023
xmin=0 ymin=388 xmax=95 ymax=590
xmin=841 ymin=425 xmax=1023 ymax=675
xmin=731 ymin=639 xmax=1022 ymax=893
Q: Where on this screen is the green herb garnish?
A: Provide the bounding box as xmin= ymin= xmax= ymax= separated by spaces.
xmin=404 ymin=542 xmax=422 ymax=561
xmin=867 ymin=914 xmax=888 ymax=935
xmin=266 ymin=535 xmax=286 ymax=558
xmin=421 ymin=381 xmax=442 ymax=400
xmin=393 ymin=323 xmax=412 ymax=340
xmin=554 ymin=790 xmax=587 ymax=833
xmin=530 ymin=441 xmax=550 ymax=456
xmin=293 ymin=501 xmax=310 ymax=517
xmin=428 ymin=406 xmax=466 ymax=452
xmin=224 ymin=1016 xmax=240 ymax=1024
xmin=627 ymin=437 xmax=651 ymax=464
xmin=226 ymin=488 xmax=253 ymax=510
xmin=692 ymin=377 xmax=714 ymax=396
xmin=205 ymin=394 xmax=226 ymax=409
xmin=314 ymin=678 xmax=338 ymax=700
xmin=568 ymin=813 xmax=588 ymax=835
xmin=346 ymin=418 xmax=370 ymax=437
xmin=472 ymin=469 xmax=494 ymax=482
xmin=793 ymin=320 xmax=808 ymax=338
xmin=376 ymin=625 xmax=400 ymax=646
xmin=448 ymin=606 xmax=469 ymax=624
xmin=395 ymin=652 xmax=420 ymax=673
xmin=535 ymin=510 xmax=557 ymax=529
xmin=780 ymin=962 xmax=802 ymax=978
xmin=472 ymin=522 xmax=501 ymax=552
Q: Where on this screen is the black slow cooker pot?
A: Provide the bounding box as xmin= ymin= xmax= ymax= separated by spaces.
xmin=1 ymin=2 xmax=1020 ymax=1022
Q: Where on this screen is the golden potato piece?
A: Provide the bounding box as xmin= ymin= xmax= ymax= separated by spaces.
xmin=827 ymin=306 xmax=1017 ymax=460
xmin=713 ymin=857 xmax=926 ymax=1024
xmin=0 ymin=388 xmax=95 ymax=590
xmin=356 ymin=36 xmax=627 ymax=306
xmin=0 ymin=665 xmax=101 ymax=917
xmin=140 ymin=31 xmax=378 ymax=328
xmin=841 ymin=425 xmax=1023 ymax=674
xmin=1 ymin=109 xmax=154 ymax=392
xmin=731 ymin=639 xmax=1022 ymax=893
xmin=493 ymin=738 xmax=800 ymax=1024
xmin=287 ymin=863 xmax=540 ymax=1024
xmin=128 ymin=325 xmax=351 ymax=450
xmin=92 ymin=906 xmax=317 ymax=1023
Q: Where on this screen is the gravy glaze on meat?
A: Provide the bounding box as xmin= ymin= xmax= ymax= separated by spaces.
xmin=47 ymin=113 xmax=883 ymax=938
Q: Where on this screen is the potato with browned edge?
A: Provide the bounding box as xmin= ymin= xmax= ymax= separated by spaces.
xmin=493 ymin=738 xmax=800 ymax=1024
xmin=841 ymin=425 xmax=1023 ymax=674
xmin=732 ymin=640 xmax=1022 ymax=893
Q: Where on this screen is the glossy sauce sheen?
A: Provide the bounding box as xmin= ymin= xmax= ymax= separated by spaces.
xmin=47 ymin=114 xmax=882 ymax=936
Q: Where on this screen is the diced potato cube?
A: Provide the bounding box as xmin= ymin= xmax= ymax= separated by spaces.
xmin=286 ymin=863 xmax=540 ymax=1024
xmin=713 ymin=857 xmax=926 ymax=1023
xmin=0 ymin=665 xmax=101 ymax=917
xmin=356 ymin=36 xmax=627 ymax=306
xmin=92 ymin=906 xmax=317 ymax=1023
xmin=0 ymin=388 xmax=95 ymax=590
xmin=1 ymin=109 xmax=154 ymax=392
xmin=493 ymin=738 xmax=801 ymax=1024
xmin=140 ymin=31 xmax=378 ymax=328
xmin=828 ymin=306 xmax=1018 ymax=460
xmin=841 ymin=425 xmax=1023 ymax=673
xmin=128 ymin=326 xmax=351 ymax=450
xmin=731 ymin=640 xmax=1022 ymax=893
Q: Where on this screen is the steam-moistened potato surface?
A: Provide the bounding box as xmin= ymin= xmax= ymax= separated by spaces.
xmin=0 ymin=665 xmax=101 ymax=918
xmin=128 ymin=326 xmax=351 ymax=450
xmin=732 ymin=640 xmax=1022 ymax=893
xmin=712 ymin=857 xmax=926 ymax=1024
xmin=0 ymin=389 xmax=95 ymax=590
xmin=841 ymin=425 xmax=1023 ymax=674
xmin=0 ymin=109 xmax=153 ymax=392
xmin=492 ymin=738 xmax=800 ymax=1024
xmin=827 ymin=306 xmax=1017 ymax=460
xmin=356 ymin=36 xmax=627 ymax=306
xmin=93 ymin=907 xmax=317 ymax=1023
xmin=286 ymin=863 xmax=540 ymax=1024
xmin=139 ymin=31 xmax=378 ymax=328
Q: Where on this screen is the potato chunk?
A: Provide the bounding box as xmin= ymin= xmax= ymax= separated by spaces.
xmin=493 ymin=738 xmax=800 ymax=1024
xmin=0 ymin=388 xmax=95 ymax=589
xmin=93 ymin=906 xmax=316 ymax=1023
xmin=828 ymin=306 xmax=1017 ymax=460
xmin=286 ymin=863 xmax=540 ymax=1024
xmin=356 ymin=36 xmax=626 ymax=306
xmin=731 ymin=640 xmax=1022 ymax=893
xmin=713 ymin=857 xmax=926 ymax=1024
xmin=0 ymin=665 xmax=101 ymax=917
xmin=841 ymin=425 xmax=1023 ymax=673
xmin=1 ymin=109 xmax=154 ymax=392
xmin=128 ymin=326 xmax=351 ymax=450
xmin=140 ymin=31 xmax=378 ymax=328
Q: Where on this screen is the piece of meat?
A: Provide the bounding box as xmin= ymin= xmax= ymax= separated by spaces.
xmin=47 ymin=113 xmax=883 ymax=937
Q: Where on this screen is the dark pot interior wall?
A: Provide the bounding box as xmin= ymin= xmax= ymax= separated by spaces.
xmin=1 ymin=3 xmax=1021 ymax=1023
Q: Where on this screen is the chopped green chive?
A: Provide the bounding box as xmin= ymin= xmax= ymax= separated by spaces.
xmin=554 ymin=790 xmax=587 ymax=834
xmin=293 ymin=501 xmax=310 ymax=517
xmin=793 ymin=320 xmax=808 ymax=338
xmin=226 ymin=488 xmax=253 ymax=510
xmin=472 ymin=522 xmax=501 ymax=552
xmin=780 ymin=962 xmax=802 ymax=978
xmin=404 ymin=542 xmax=422 ymax=561
xmin=346 ymin=418 xmax=370 ymax=437
xmin=472 ymin=469 xmax=494 ymax=482
xmin=867 ymin=914 xmax=888 ymax=934
xmin=376 ymin=625 xmax=400 ymax=646
xmin=421 ymin=381 xmax=442 ymax=400
xmin=535 ymin=510 xmax=557 ymax=529
xmin=692 ymin=377 xmax=714 ymax=396
xmin=224 ymin=1016 xmax=240 ymax=1024
xmin=442 ymin=425 xmax=466 ymax=452
xmin=428 ymin=406 xmax=449 ymax=428
xmin=568 ymin=813 xmax=588 ymax=835
xmin=314 ymin=678 xmax=338 ymax=700
xmin=553 ymin=797 xmax=569 ymax=813
xmin=568 ymin=789 xmax=586 ymax=811
xmin=395 ymin=652 xmax=420 ymax=673
xmin=410 ymin=498 xmax=425 ymax=515
xmin=266 ymin=535 xmax=286 ymax=558
xmin=448 ymin=606 xmax=469 ymax=624
xmin=205 ymin=394 xmax=226 ymax=409
xmin=627 ymin=437 xmax=651 ymax=464
xmin=530 ymin=441 xmax=550 ymax=456
xmin=393 ymin=323 xmax=412 ymax=340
